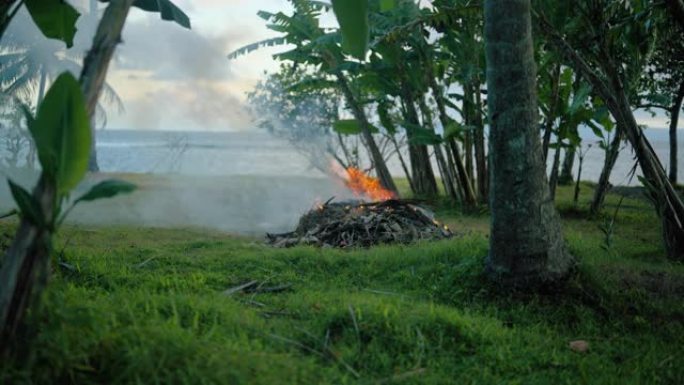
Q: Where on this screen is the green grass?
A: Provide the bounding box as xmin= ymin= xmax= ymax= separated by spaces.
xmin=1 ymin=181 xmax=683 ymax=384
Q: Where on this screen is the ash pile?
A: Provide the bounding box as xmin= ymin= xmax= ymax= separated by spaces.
xmin=266 ymin=199 xmax=454 ymax=248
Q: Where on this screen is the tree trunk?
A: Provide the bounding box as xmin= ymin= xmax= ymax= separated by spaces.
xmin=541 ymin=65 xmax=561 ymax=161
xmin=334 ymin=72 xmax=398 ymax=195
xmin=428 ymin=76 xmax=477 ymax=207
xmin=418 ymin=96 xmax=458 ymax=200
xmin=559 ymin=145 xmax=576 ymax=185
xmin=590 ymin=130 xmax=623 ymax=215
xmin=0 ymin=178 xmax=55 ymax=350
xmin=669 ymin=81 xmax=684 ymax=184
xmin=473 ymin=82 xmax=488 ymax=203
xmin=540 ymin=16 xmax=684 ymax=260
xmin=484 ymin=0 xmax=574 ymax=286
xmin=463 ymin=85 xmax=475 ymax=183
xmin=548 ymin=141 xmax=562 ymax=200
xmin=0 ymin=0 xmax=136 ymax=352
xmin=81 ymin=0 xmax=136 ymax=172
xmin=400 ymin=95 xmax=438 ymax=198
xmin=389 ymin=135 xmax=415 ymax=194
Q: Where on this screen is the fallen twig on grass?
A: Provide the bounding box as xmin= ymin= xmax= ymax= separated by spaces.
xmin=222 ymin=280 xmax=259 ymax=296
xmin=223 ymin=280 xmax=293 ymax=296
xmin=376 ymin=368 xmax=426 ymax=384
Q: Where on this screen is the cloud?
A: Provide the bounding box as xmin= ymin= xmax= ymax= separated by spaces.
xmin=115 ymin=15 xmax=245 ymax=81
xmin=115 ymin=73 xmax=252 ymax=131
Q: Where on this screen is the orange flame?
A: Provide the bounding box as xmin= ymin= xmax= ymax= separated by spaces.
xmin=344 ymin=167 xmax=396 ymax=201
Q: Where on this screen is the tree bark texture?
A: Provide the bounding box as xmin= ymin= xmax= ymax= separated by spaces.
xmin=484 ymin=0 xmax=574 ymax=285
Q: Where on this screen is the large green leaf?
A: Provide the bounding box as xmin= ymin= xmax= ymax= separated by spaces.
xmin=379 ymin=0 xmax=396 ymax=12
xmin=29 ymin=72 xmax=91 ymax=195
xmin=568 ymin=82 xmax=592 ymax=115
xmin=76 ymin=179 xmax=137 ymax=204
xmin=331 ymin=0 xmax=369 ymax=60
xmin=24 ymin=0 xmax=80 ymax=48
xmin=404 ymin=122 xmax=443 ymax=145
xmin=333 ymin=119 xmax=378 ymax=135
xmin=100 ymin=0 xmax=191 ymax=29
xmin=8 ymin=180 xmax=43 ymax=226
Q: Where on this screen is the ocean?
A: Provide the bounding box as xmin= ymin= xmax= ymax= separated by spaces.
xmin=0 ymin=127 xmax=680 ymax=234
xmin=96 ymin=127 xmax=684 ymax=185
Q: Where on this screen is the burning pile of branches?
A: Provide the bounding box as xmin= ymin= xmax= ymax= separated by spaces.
xmin=266 ymin=199 xmax=453 ymax=248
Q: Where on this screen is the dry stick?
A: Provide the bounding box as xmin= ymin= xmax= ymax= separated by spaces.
xmin=223 ymin=280 xmax=259 ymax=296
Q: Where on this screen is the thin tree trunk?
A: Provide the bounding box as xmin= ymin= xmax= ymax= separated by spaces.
xmin=669 ymin=82 xmax=684 ymax=184
xmin=542 ymin=65 xmax=561 ymax=161
xmin=473 ymin=82 xmax=487 ymax=202
xmin=418 ymin=95 xmax=458 ymax=200
xmin=463 ymin=85 xmax=475 ymax=183
xmin=334 ymin=72 xmax=398 ymax=195
xmin=428 ymin=76 xmax=477 ymax=207
xmin=81 ymin=0 xmax=136 ymax=172
xmin=0 ymin=0 xmax=136 ymax=351
xmin=590 ymin=130 xmax=623 ymax=215
xmin=484 ymin=0 xmax=574 ymax=286
xmin=574 ymin=148 xmax=585 ymax=207
xmin=559 ymin=145 xmax=576 ymax=185
xmin=390 ymin=135 xmax=415 ymax=194
xmin=540 ymin=16 xmax=684 ymax=259
xmin=400 ymin=95 xmax=438 ymax=198
xmin=548 ymin=141 xmax=562 ymax=200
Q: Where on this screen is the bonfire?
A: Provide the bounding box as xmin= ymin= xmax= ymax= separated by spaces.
xmin=266 ymin=167 xmax=453 ymax=248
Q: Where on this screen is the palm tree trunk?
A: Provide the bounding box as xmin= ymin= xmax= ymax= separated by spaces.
xmin=484 ymin=0 xmax=574 ymax=285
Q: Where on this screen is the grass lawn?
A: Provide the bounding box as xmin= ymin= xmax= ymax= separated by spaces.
xmin=0 ymin=179 xmax=682 ymax=384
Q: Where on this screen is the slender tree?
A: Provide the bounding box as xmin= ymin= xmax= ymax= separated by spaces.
xmin=484 ymin=0 xmax=574 ymax=285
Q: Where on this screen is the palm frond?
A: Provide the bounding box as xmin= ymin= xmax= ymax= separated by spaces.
xmin=227 ymin=37 xmax=288 ymax=59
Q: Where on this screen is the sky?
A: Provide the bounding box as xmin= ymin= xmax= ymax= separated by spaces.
xmin=103 ymin=0 xmax=297 ymax=131
xmin=7 ymin=0 xmax=680 ymax=132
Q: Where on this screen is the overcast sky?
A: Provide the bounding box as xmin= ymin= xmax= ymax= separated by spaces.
xmin=100 ymin=0 xmax=298 ymax=131
xmin=11 ymin=1 xmax=678 ymax=132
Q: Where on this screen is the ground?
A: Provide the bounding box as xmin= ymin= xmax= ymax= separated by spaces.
xmin=0 ymin=179 xmax=682 ymax=384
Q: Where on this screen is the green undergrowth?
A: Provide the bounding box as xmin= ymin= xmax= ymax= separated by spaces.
xmin=0 ymin=183 xmax=683 ymax=384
